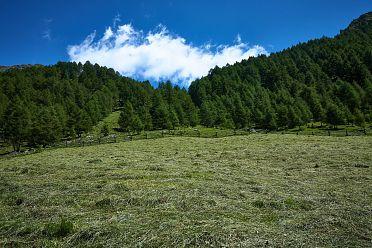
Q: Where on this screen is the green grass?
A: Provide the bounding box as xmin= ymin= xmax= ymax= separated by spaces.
xmin=282 ymin=122 xmax=372 ymax=136
xmin=90 ymin=111 xmax=121 ymax=137
xmin=85 ymin=111 xmax=236 ymax=143
xmin=1 ymin=134 xmax=372 ymax=247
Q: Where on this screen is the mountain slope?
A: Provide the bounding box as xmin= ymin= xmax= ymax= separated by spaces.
xmin=189 ymin=12 xmax=372 ymax=129
xmin=0 ymin=64 xmax=43 ymax=72
xmin=0 ymin=62 xmax=198 ymax=151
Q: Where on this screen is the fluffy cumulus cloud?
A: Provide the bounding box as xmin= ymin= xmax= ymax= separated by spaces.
xmin=68 ymin=24 xmax=267 ymax=86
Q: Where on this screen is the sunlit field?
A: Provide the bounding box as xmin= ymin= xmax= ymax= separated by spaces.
xmin=1 ymin=134 xmax=371 ymax=247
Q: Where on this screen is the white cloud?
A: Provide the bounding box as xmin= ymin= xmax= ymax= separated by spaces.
xmin=235 ymin=34 xmax=242 ymax=44
xmin=43 ymin=29 xmax=51 ymax=40
xmin=112 ymin=14 xmax=121 ymax=28
xmin=67 ymin=24 xmax=268 ymax=86
xmin=42 ymin=18 xmax=53 ymax=40
xmin=102 ymin=27 xmax=113 ymax=41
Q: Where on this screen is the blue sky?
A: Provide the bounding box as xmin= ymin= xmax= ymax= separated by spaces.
xmin=0 ymin=0 xmax=371 ymax=85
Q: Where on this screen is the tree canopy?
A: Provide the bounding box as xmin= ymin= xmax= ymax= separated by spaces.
xmin=0 ymin=63 xmax=198 ymax=150
xmin=189 ymin=12 xmax=372 ymax=130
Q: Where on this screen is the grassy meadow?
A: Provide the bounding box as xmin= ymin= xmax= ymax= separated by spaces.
xmin=0 ymin=134 xmax=371 ymax=247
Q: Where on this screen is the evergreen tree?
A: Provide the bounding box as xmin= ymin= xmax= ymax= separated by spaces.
xmin=76 ymin=111 xmax=93 ymax=137
xmin=30 ymin=107 xmax=62 ymax=147
xmin=288 ymin=106 xmax=302 ymax=129
xmin=336 ymin=80 xmax=361 ymax=111
xmin=118 ymin=101 xmax=136 ymax=132
xmin=151 ymin=93 xmax=172 ymax=129
xmin=276 ymin=105 xmax=289 ymax=129
xmin=0 ymin=93 xmax=9 ymax=141
xmin=221 ymin=115 xmax=235 ymax=129
xmin=174 ymin=103 xmax=186 ymax=126
xmin=169 ymin=108 xmax=180 ymax=129
xmin=264 ymin=107 xmax=278 ymax=130
xmin=200 ymin=101 xmax=217 ymax=127
xmin=354 ymin=109 xmax=366 ymax=128
xmin=326 ymin=103 xmax=345 ymax=129
xmin=131 ymin=115 xmax=144 ymax=133
xmin=138 ymin=106 xmax=153 ymax=131
xmin=3 ymin=98 xmax=31 ymax=151
xmin=232 ymin=95 xmax=249 ymax=129
xmin=189 ymin=109 xmax=199 ymax=127
xmin=183 ymin=97 xmax=199 ymax=127
xmin=101 ymin=123 xmax=110 ymax=137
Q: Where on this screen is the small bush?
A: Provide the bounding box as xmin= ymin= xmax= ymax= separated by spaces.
xmin=101 ymin=123 xmax=110 ymax=137
xmin=87 ymin=159 xmax=103 ymax=164
xmin=95 ymin=198 xmax=112 ymax=207
xmin=267 ymin=201 xmax=282 ymax=210
xmin=146 ymin=165 xmax=164 ymax=171
xmin=17 ymin=225 xmax=34 ymax=237
xmin=284 ymin=197 xmax=313 ymax=211
xmin=43 ymin=218 xmax=74 ymax=238
xmin=3 ymin=194 xmax=24 ymax=206
xmin=252 ymin=200 xmax=283 ymax=210
xmin=261 ymin=211 xmax=279 ymax=223
xmin=15 ymin=198 xmax=23 ymax=205
xmin=252 ymin=200 xmax=265 ymax=208
xmin=354 ymin=163 xmax=369 ymax=168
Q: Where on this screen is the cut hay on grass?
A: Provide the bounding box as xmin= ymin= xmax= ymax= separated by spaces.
xmin=0 ymin=134 xmax=371 ymax=247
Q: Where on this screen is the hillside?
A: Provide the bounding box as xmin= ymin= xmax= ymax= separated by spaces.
xmin=1 ymin=13 xmax=372 ymax=151
xmin=189 ymin=12 xmax=372 ymax=130
xmin=0 ymin=63 xmax=197 ymax=151
xmin=1 ymin=134 xmax=371 ymax=247
xmin=0 ymin=64 xmax=43 ymax=72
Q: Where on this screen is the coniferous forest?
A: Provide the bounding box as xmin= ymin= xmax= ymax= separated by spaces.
xmin=190 ymin=12 xmax=372 ymax=130
xmin=1 ymin=12 xmax=372 ymax=151
xmin=0 ymin=62 xmax=198 ymax=151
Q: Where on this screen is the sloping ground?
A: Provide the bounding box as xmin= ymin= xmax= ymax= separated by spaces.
xmin=0 ymin=135 xmax=371 ymax=247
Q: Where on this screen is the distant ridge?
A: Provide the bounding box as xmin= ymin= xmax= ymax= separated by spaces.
xmin=0 ymin=64 xmax=43 ymax=72
xmin=345 ymin=11 xmax=372 ymax=33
